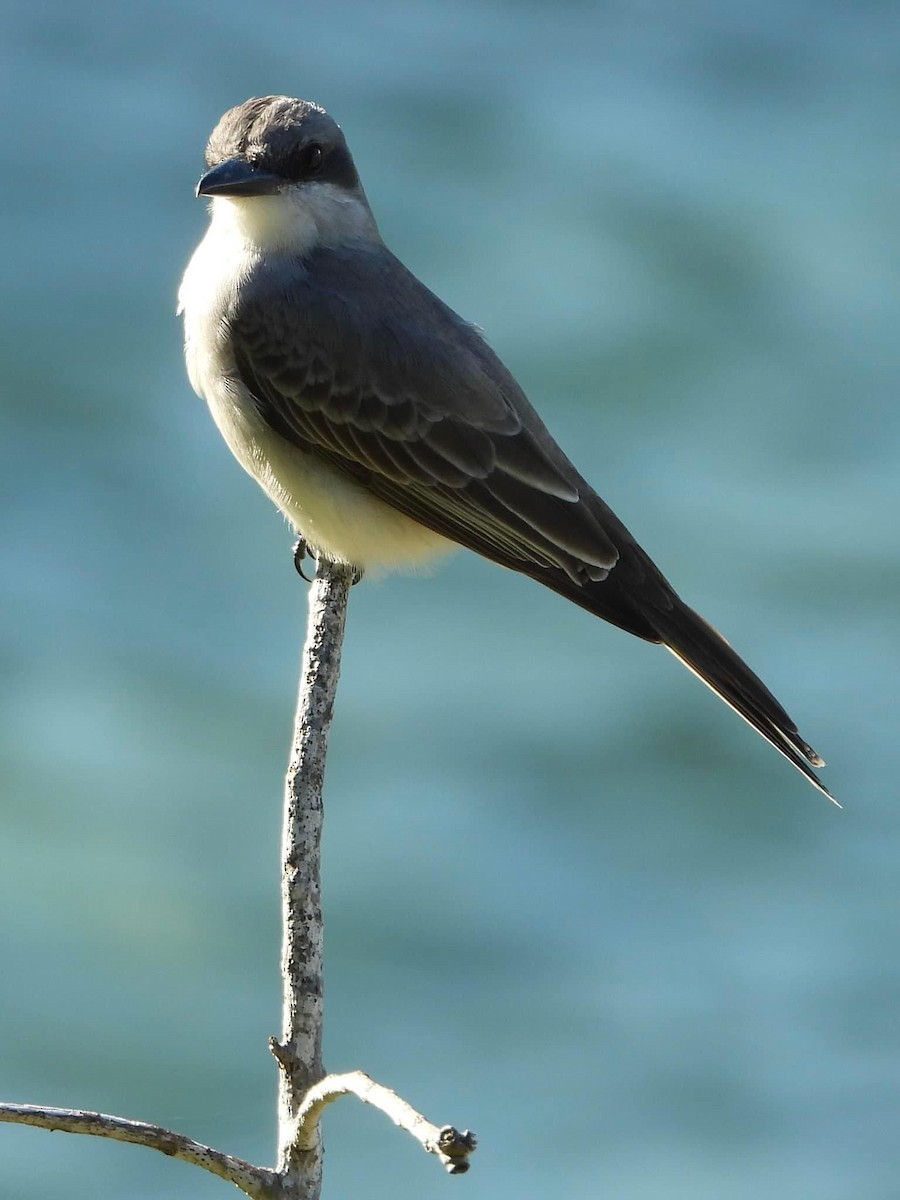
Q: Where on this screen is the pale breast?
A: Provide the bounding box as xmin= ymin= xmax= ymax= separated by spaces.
xmin=178 ymin=223 xmax=453 ymax=572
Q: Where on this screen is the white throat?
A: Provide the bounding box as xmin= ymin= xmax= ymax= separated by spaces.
xmin=207 ymin=182 xmax=379 ymax=256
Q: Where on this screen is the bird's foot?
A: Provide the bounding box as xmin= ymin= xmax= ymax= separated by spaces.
xmin=293 ymin=538 xmax=314 ymax=582
xmin=294 ymin=539 xmax=364 ymax=586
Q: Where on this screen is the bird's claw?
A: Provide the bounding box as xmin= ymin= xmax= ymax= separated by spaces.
xmin=293 ymin=538 xmax=314 ymax=582
xmin=294 ymin=538 xmax=363 ymax=587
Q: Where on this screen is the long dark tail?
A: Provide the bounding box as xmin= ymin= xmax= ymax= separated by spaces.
xmin=647 ymin=599 xmax=833 ymax=802
xmin=527 ymin=551 xmax=834 ymax=803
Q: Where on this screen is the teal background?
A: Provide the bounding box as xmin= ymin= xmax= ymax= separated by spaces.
xmin=1 ymin=2 xmax=898 ymax=1197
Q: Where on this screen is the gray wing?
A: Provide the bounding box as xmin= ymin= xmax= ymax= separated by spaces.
xmin=224 ymin=248 xmax=835 ymax=798
xmin=228 ymin=245 xmax=619 ymax=582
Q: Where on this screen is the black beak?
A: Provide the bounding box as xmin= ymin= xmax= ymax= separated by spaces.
xmin=196 ymin=158 xmax=283 ymax=198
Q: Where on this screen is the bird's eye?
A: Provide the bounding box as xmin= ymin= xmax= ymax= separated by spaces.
xmin=282 ymin=142 xmax=326 ymax=182
xmin=301 ymin=144 xmax=323 ymax=174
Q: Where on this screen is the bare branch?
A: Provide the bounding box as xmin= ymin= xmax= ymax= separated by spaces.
xmin=271 ymin=564 xmax=476 ymax=1184
xmin=289 ymin=1070 xmax=477 ymax=1175
xmin=0 ymin=1103 xmax=279 ymax=1198
xmin=276 ymin=561 xmax=354 ymax=1196
xmin=0 ymin=563 xmax=477 ymax=1198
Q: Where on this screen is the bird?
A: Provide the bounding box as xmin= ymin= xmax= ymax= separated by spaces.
xmin=178 ymin=95 xmax=832 ymax=801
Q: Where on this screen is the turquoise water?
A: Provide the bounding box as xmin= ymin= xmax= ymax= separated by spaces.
xmin=1 ymin=2 xmax=898 ymax=1197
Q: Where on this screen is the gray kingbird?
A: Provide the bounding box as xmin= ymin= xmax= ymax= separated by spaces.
xmin=179 ymin=96 xmax=831 ymax=800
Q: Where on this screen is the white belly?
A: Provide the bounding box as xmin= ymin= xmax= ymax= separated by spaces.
xmin=178 ymin=228 xmax=453 ymax=572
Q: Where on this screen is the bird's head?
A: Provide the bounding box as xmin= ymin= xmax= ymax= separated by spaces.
xmin=196 ymin=96 xmax=377 ymax=252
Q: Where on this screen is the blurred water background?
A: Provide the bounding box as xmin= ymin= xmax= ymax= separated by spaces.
xmin=1 ymin=2 xmax=898 ymax=1197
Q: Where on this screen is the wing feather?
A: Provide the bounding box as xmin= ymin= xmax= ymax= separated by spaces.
xmin=228 ymin=246 xmax=620 ymax=580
